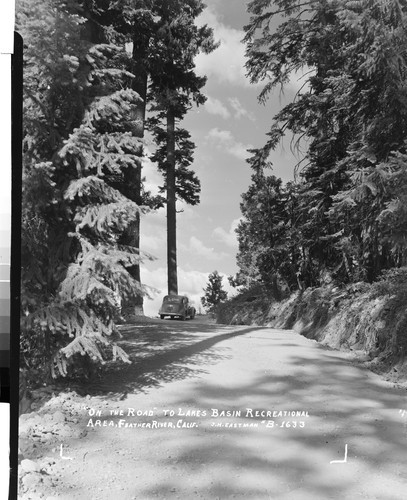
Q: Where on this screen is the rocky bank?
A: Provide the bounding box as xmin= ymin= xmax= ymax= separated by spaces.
xmin=217 ymin=272 xmax=407 ymax=384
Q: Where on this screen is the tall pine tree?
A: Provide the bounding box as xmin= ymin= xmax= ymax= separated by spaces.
xmin=147 ymin=0 xmax=217 ymax=295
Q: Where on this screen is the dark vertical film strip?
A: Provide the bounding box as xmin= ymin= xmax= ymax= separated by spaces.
xmin=8 ymin=31 xmax=23 ymax=500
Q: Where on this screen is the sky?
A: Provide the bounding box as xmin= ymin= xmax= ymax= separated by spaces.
xmin=140 ymin=0 xmax=303 ymax=316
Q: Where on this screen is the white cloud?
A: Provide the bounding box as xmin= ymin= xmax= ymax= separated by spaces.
xmin=194 ymin=7 xmax=312 ymax=93
xmin=141 ymin=150 xmax=164 ymax=197
xmin=228 ymin=97 xmax=255 ymax=121
xmin=207 ymin=128 xmax=233 ymax=142
xmin=139 ymin=206 xmax=167 ymax=263
xmin=207 ymin=127 xmax=253 ymax=161
xmin=177 ymin=203 xmax=199 ymax=222
xmin=142 ymin=207 xmax=166 ymax=234
xmin=140 ymin=234 xmax=164 ymax=252
xmin=282 ymin=68 xmax=313 ymax=96
xmin=181 ymin=235 xmax=228 ymax=261
xmin=203 ymin=95 xmax=255 ymax=121
xmin=195 ymin=7 xmax=252 ymax=87
xmin=204 ymin=95 xmax=231 ymax=119
xmin=213 ymin=218 xmax=241 ymax=248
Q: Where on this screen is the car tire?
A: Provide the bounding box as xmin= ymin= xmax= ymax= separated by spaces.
xmin=180 ymin=315 xmax=186 ymax=321
xmin=160 ymin=315 xmax=165 ymax=319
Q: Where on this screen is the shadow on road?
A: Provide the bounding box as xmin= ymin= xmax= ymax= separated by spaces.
xmin=75 ymin=323 xmax=260 ymax=399
xmin=138 ymin=349 xmax=407 ymax=499
xmin=51 ymin=323 xmax=407 ymax=499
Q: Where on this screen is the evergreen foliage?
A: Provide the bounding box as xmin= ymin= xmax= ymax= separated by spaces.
xmin=18 ymin=0 xmax=153 ymax=379
xmin=201 ymin=271 xmax=228 ymax=313
xmin=237 ymin=0 xmax=407 ymax=292
xmin=83 ymin=0 xmax=157 ymax=317
xmin=148 ymin=118 xmax=201 ymax=206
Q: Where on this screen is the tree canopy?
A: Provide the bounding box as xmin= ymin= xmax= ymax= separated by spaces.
xmin=236 ymin=0 xmax=407 ymax=292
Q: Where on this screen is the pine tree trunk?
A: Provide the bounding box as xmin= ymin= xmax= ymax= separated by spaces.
xmin=130 ymin=46 xmax=147 ymax=316
xmin=121 ymin=41 xmax=148 ymax=318
xmin=166 ymin=107 xmax=178 ymax=296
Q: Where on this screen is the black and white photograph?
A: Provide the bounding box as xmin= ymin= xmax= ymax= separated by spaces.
xmin=8 ymin=0 xmax=407 ymax=498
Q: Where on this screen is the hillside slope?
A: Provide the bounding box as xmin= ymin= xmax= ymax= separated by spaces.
xmin=217 ymin=270 xmax=407 ymax=383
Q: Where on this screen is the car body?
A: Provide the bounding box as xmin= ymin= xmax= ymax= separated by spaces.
xmin=159 ymin=295 xmax=196 ymax=320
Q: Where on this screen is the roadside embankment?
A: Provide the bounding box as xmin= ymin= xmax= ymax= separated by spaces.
xmin=217 ymin=270 xmax=407 ymax=383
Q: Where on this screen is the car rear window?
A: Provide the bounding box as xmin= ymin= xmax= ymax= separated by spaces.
xmin=164 ymin=296 xmax=182 ymax=303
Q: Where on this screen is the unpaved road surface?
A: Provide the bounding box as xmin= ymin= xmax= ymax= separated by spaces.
xmin=19 ymin=320 xmax=407 ymax=499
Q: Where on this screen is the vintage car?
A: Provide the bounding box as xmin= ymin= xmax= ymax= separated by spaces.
xmin=159 ymin=295 xmax=196 ymax=320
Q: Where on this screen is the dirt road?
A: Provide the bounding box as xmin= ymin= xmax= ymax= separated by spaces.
xmin=19 ymin=320 xmax=407 ymax=499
